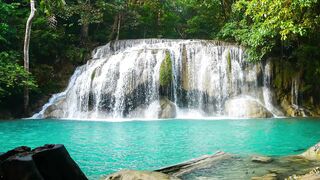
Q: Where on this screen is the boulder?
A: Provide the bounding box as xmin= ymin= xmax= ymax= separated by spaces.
xmin=1 ymin=153 xmax=44 ymax=180
xmin=301 ymin=142 xmax=320 ymax=161
xmin=32 ymin=144 xmax=87 ymax=180
xmin=0 ymin=144 xmax=87 ymax=180
xmin=224 ymin=96 xmax=273 ymax=118
xmin=251 ymin=155 xmax=273 ymax=163
xmin=104 ymin=170 xmax=180 ymax=180
xmin=158 ymin=98 xmax=177 ymax=119
xmin=44 ymin=109 xmax=64 ymax=119
xmin=43 ymin=98 xmax=65 ymax=118
xmin=0 ymin=146 xmax=31 ymax=162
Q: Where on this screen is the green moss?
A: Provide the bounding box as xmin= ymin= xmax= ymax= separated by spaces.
xmin=160 ymin=51 xmax=173 ymax=87
xmin=227 ymin=50 xmax=232 ymax=73
xmin=91 ymin=69 xmax=97 ymax=81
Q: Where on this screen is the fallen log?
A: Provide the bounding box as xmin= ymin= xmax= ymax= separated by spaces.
xmin=156 ymin=151 xmax=231 ymax=177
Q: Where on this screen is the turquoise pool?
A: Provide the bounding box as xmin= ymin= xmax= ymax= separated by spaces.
xmin=0 ymin=118 xmax=319 ymax=179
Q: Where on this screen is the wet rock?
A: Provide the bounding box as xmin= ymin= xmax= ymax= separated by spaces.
xmin=104 ymin=170 xmax=180 ymax=180
xmin=225 ymin=96 xmax=273 ymax=118
xmin=45 ymin=109 xmax=64 ymax=119
xmin=251 ymin=173 xmax=277 ymax=180
xmin=301 ymin=142 xmax=320 ymax=161
xmin=279 ymin=96 xmax=312 ymax=117
xmin=251 ymin=155 xmax=273 ymax=163
xmin=158 ymin=98 xmax=177 ymax=119
xmin=43 ymin=98 xmax=65 ymax=118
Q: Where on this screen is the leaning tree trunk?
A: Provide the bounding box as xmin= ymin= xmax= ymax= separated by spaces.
xmin=23 ymin=0 xmax=36 ymax=114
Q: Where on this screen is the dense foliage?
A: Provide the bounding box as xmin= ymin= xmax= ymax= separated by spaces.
xmin=219 ymin=0 xmax=320 ymax=61
xmin=0 ymin=0 xmax=319 ymax=117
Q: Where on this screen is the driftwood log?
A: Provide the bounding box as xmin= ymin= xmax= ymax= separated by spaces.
xmin=156 ymin=151 xmax=231 ymax=177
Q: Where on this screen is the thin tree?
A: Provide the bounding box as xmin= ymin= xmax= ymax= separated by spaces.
xmin=23 ymin=0 xmax=66 ymax=114
xmin=23 ymin=0 xmax=36 ymax=113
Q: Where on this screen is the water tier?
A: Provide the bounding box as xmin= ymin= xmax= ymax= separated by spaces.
xmin=33 ymin=39 xmax=282 ymax=119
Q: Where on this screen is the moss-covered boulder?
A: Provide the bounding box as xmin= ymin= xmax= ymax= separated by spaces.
xmin=160 ymin=51 xmax=173 ymax=88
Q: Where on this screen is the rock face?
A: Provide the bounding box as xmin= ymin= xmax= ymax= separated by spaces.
xmin=104 ymin=170 xmax=180 ymax=180
xmin=225 ymin=96 xmax=273 ymax=118
xmin=301 ymin=142 xmax=320 ymax=161
xmin=0 ymin=144 xmax=87 ymax=180
xmin=159 ymin=98 xmax=177 ymax=119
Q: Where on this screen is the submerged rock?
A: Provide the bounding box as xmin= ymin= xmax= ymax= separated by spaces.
xmin=104 ymin=170 xmax=180 ymax=180
xmin=301 ymin=142 xmax=320 ymax=161
xmin=251 ymin=155 xmax=273 ymax=163
xmin=251 ymin=173 xmax=277 ymax=180
xmin=225 ymin=96 xmax=273 ymax=118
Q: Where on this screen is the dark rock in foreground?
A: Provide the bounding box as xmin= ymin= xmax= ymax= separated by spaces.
xmin=0 ymin=144 xmax=87 ymax=180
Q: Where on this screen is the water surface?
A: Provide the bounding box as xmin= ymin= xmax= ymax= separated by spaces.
xmin=0 ymin=118 xmax=319 ymax=179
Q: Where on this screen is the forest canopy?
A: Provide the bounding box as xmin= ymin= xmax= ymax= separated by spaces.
xmin=0 ymin=0 xmax=319 ymax=117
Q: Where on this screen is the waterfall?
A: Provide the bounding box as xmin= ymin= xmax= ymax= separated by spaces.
xmin=291 ymin=77 xmax=300 ymax=108
xmin=262 ymin=61 xmax=284 ymax=117
xmin=290 ymin=75 xmax=307 ymax=117
xmin=33 ymin=39 xmax=282 ymax=120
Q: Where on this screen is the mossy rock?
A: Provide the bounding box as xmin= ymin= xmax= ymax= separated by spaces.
xmin=159 ymin=51 xmax=173 ymax=87
xmin=227 ymin=49 xmax=232 ymax=73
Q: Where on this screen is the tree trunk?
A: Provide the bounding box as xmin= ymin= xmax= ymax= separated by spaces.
xmin=116 ymin=13 xmax=121 ymax=41
xmin=109 ymin=14 xmax=119 ymax=41
xmin=80 ymin=23 xmax=89 ymax=45
xmin=23 ymin=0 xmax=36 ymax=114
xmin=109 ymin=13 xmax=122 ymax=41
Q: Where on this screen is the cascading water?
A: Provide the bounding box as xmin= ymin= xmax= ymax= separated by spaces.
xmin=290 ymin=75 xmax=307 ymax=117
xmin=291 ymin=76 xmax=300 ymax=108
xmin=262 ymin=61 xmax=284 ymax=117
xmin=33 ymin=39 xmax=282 ymax=120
